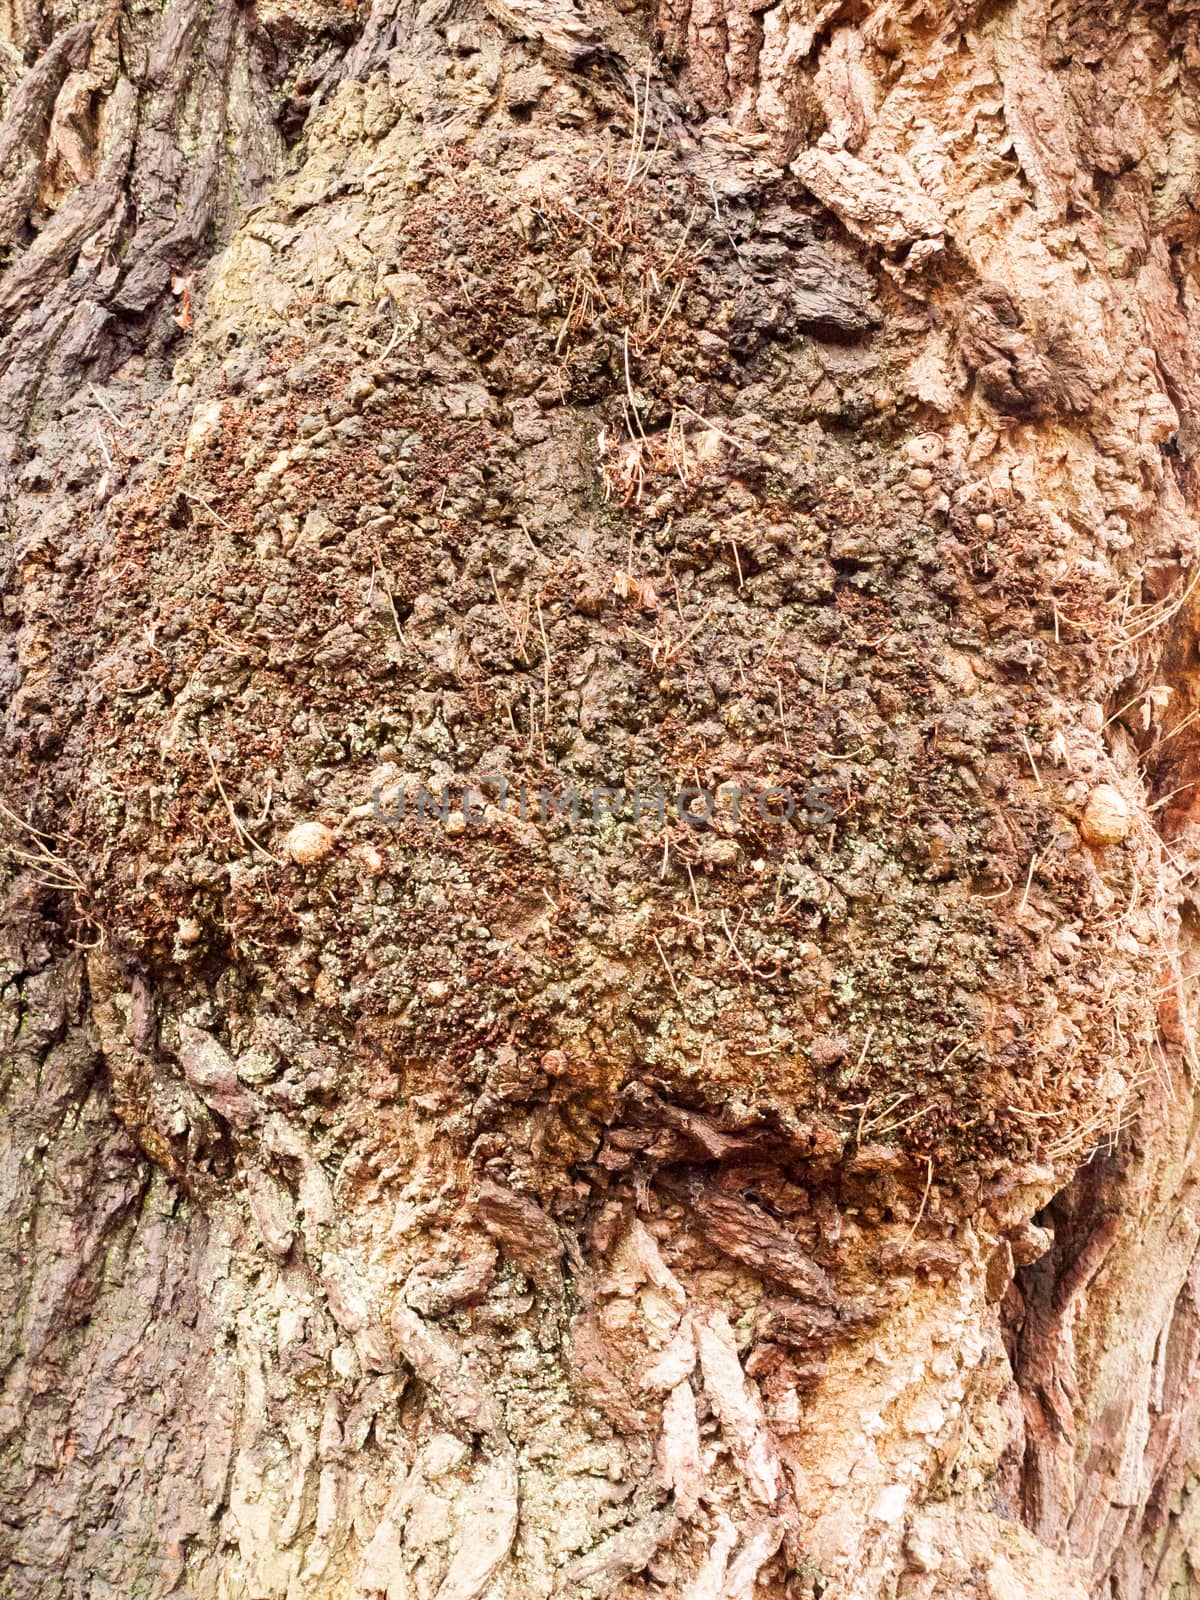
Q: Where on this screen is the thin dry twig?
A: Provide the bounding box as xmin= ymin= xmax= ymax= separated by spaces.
xmin=202 ymin=742 xmax=281 ymax=864
xmin=373 ymin=566 xmax=408 ymax=647
xmin=720 ymin=910 xmax=754 ymax=976
xmin=1020 ymin=732 xmax=1042 ymax=787
xmin=0 ymin=797 xmax=87 ymax=892
xmin=900 ymin=1158 xmax=935 ymax=1256
xmin=652 ymin=932 xmax=684 ymax=1003
xmin=181 ymin=488 xmax=232 ymax=529
xmin=489 ymin=565 xmax=530 ymax=661
xmin=535 ymin=592 xmax=552 ymax=725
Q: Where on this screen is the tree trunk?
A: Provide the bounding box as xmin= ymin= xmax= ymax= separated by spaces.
xmin=3 ymin=0 xmax=1200 ymax=1594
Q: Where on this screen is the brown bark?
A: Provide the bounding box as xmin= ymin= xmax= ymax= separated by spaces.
xmin=2 ymin=0 xmax=1200 ymax=1595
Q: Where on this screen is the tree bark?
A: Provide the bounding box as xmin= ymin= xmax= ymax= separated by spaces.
xmin=2 ymin=0 xmax=1200 ymax=1595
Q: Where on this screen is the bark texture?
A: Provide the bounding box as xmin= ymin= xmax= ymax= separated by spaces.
xmin=2 ymin=0 xmax=1200 ymax=1594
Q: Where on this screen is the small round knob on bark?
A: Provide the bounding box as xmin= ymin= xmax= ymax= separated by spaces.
xmin=1079 ymin=784 xmax=1132 ymax=847
xmin=285 ymin=821 xmax=335 ymax=865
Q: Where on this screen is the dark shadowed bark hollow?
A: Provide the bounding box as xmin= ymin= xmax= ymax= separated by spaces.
xmin=3 ymin=0 xmax=1200 ymax=1593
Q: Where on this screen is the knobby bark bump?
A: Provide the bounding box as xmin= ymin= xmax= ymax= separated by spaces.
xmin=2 ymin=0 xmax=1200 ymax=1594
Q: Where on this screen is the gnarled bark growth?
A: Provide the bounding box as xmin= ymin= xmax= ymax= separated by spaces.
xmin=2 ymin=0 xmax=1200 ymax=1594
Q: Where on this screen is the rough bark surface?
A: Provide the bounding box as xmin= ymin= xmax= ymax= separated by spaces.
xmin=2 ymin=0 xmax=1200 ymax=1595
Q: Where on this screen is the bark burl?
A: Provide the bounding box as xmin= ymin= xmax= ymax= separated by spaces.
xmin=3 ymin=0 xmax=1200 ymax=1594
